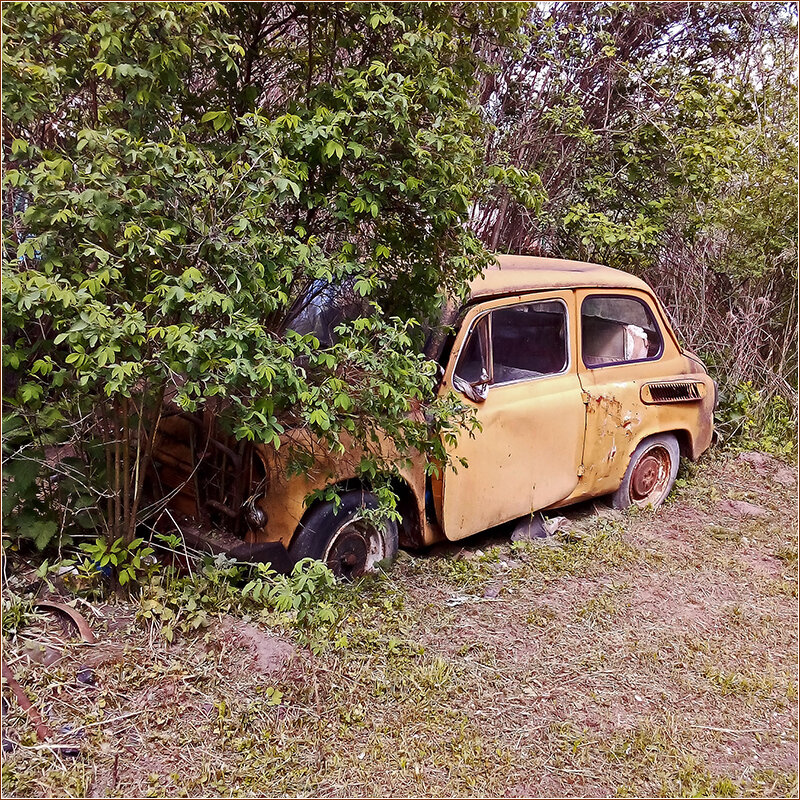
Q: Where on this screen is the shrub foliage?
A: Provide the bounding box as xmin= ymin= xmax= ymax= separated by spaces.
xmin=2 ymin=2 xmax=531 ymax=551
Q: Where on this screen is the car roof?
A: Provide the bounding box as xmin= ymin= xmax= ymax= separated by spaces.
xmin=468 ymin=254 xmax=652 ymax=300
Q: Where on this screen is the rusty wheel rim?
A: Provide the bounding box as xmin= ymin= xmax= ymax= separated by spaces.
xmin=629 ymin=445 xmax=672 ymax=507
xmin=323 ymin=517 xmax=385 ymax=580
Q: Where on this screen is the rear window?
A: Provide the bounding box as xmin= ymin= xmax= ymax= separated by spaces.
xmin=286 ymin=280 xmax=366 ymax=344
xmin=581 ymin=295 xmax=663 ymax=367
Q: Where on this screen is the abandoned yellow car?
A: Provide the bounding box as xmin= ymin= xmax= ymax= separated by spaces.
xmin=155 ymin=255 xmax=715 ymax=577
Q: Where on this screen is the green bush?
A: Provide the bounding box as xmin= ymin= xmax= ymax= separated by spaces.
xmin=2 ymin=2 xmax=528 ymax=562
xmin=716 ymin=381 xmax=797 ymax=457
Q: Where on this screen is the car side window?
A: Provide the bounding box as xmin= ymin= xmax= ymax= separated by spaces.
xmin=581 ymin=295 xmax=663 ymax=367
xmin=491 ymin=300 xmax=568 ymax=385
xmin=454 ymin=313 xmax=489 ymax=384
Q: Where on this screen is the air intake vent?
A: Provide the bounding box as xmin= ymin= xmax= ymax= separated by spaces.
xmin=641 ymin=381 xmax=706 ymax=404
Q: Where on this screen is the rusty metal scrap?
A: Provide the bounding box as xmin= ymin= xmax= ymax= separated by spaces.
xmin=34 ymin=601 xmax=97 ymax=644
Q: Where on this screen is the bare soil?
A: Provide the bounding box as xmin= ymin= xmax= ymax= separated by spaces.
xmin=1 ymin=451 xmax=797 ymax=798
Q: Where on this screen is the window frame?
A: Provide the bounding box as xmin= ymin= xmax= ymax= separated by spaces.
xmin=452 ymin=297 xmax=572 ymax=391
xmin=579 ymin=292 xmax=665 ymax=370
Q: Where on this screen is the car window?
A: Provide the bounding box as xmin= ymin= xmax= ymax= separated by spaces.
xmin=581 ymin=295 xmax=663 ymax=367
xmin=454 ymin=314 xmax=489 ymax=384
xmin=490 ymin=300 xmax=568 ymax=385
xmin=286 ymin=279 xmax=367 ymax=344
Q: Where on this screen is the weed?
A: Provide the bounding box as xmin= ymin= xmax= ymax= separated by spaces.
xmin=551 ymin=721 xmax=593 ymax=762
xmin=1 ymin=755 xmax=93 ymax=797
xmin=525 ymin=604 xmax=557 ymax=628
xmin=706 ymin=524 xmax=742 ymax=542
xmin=79 ymin=534 xmax=156 ymax=586
xmin=607 ymin=721 xmax=672 ymax=765
xmin=1 ymin=591 xmax=35 ymax=637
xmin=431 ymin=554 xmax=491 ymax=592
xmin=747 ymin=768 xmax=799 ymax=797
xmin=724 ymin=604 xmax=746 ymax=626
xmin=711 ymin=776 xmax=740 ymax=797
xmin=761 ymin=578 xmax=798 ymax=598
xmin=774 ymin=545 xmax=798 ymax=565
xmin=514 ymin=518 xmax=637 ymax=579
xmin=716 ymin=381 xmax=797 ymax=457
xmin=702 ymin=665 xmax=775 ymax=697
xmin=136 ymin=556 xmax=340 ymax=650
xmin=661 ymin=755 xmax=734 ymax=797
xmin=576 ymin=583 xmax=628 ymax=626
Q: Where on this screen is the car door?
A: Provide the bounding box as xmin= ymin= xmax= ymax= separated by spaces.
xmin=576 ymin=289 xmax=677 ymax=493
xmin=438 ymin=291 xmax=585 ymax=541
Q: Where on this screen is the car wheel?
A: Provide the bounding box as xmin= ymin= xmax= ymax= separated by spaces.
xmin=611 ymin=434 xmax=680 ymax=510
xmin=289 ymin=490 xmax=399 ymax=580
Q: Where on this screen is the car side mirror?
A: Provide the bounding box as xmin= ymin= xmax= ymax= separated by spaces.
xmin=453 ymin=368 xmax=490 ymax=403
xmin=465 ymin=380 xmax=489 ymax=403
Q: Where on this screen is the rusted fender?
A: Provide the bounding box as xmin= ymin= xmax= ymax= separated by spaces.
xmin=1 ymin=657 xmax=52 ymax=742
xmin=34 ymin=601 xmax=97 ymax=644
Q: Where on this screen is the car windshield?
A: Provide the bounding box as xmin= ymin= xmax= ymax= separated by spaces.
xmin=288 ymin=279 xmax=456 ymax=361
xmin=286 ymin=279 xmax=366 ymax=344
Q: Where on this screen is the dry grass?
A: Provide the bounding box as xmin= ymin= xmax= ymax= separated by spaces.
xmin=2 ymin=450 xmax=797 ymax=797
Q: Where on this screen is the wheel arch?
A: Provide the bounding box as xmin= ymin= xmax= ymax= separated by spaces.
xmin=623 ymin=427 xmax=693 ymax=472
xmin=290 ymin=475 xmax=424 ymax=550
xmin=660 ymin=428 xmax=694 ymax=460
xmin=612 ymin=430 xmax=681 ymax=510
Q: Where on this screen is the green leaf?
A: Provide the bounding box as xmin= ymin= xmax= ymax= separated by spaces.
xmin=324 ymin=140 xmax=344 ymax=159
xmin=29 ymin=519 xmax=58 ymax=551
xmin=354 ymin=278 xmax=372 ymax=296
xmin=308 ymin=408 xmax=331 ymax=430
xmin=4 ymin=458 xmax=40 ymax=494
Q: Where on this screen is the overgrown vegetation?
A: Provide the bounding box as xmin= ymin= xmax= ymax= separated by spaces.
xmin=2 ymin=2 xmax=796 ymax=567
xmin=2 ymin=2 xmax=796 ymax=569
xmin=473 ymin=2 xmax=798 ymax=441
xmin=715 ymin=381 xmax=797 ymax=457
xmin=1 ymin=2 xmax=528 ymax=553
xmin=27 ymin=541 xmax=346 ymax=650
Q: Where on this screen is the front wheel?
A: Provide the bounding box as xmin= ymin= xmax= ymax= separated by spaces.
xmin=611 ymin=434 xmax=680 ymax=510
xmin=289 ymin=490 xmax=399 ymax=580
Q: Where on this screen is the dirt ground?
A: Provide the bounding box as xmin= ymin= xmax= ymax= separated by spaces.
xmin=2 ymin=450 xmax=798 ymax=798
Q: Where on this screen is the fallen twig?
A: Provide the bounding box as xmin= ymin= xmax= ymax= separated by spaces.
xmin=75 ymin=709 xmax=146 ymax=731
xmin=71 ymin=596 xmax=106 ymax=620
xmin=445 ymin=594 xmax=506 ymax=606
xmin=690 ymin=725 xmax=769 ymax=734
xmin=1 ymin=657 xmax=52 ymax=742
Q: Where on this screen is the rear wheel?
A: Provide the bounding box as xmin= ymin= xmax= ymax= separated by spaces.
xmin=611 ymin=434 xmax=680 ymax=510
xmin=289 ymin=491 xmax=399 ymax=580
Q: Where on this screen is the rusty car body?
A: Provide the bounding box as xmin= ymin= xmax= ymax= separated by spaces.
xmin=153 ymin=255 xmax=715 ymax=577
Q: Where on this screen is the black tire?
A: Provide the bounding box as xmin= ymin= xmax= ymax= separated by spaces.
xmin=611 ymin=434 xmax=680 ymax=510
xmin=289 ymin=490 xmax=399 ymax=580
